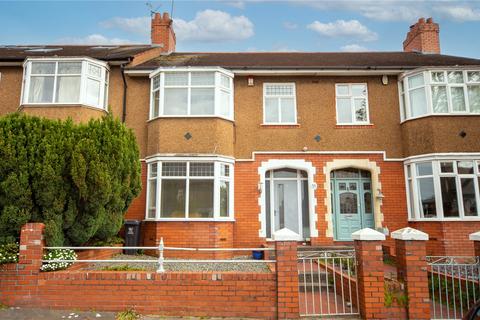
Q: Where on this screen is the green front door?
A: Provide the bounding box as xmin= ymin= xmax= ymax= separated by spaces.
xmin=332 ymin=169 xmax=374 ymax=241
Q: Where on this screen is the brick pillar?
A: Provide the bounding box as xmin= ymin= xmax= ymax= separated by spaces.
xmin=18 ymin=222 xmax=45 ymax=274
xmin=352 ymin=228 xmax=386 ymax=320
xmin=392 ymin=227 xmax=431 ymax=320
xmin=274 ymin=228 xmax=300 ymax=319
xmin=469 ymin=231 xmax=480 ymax=257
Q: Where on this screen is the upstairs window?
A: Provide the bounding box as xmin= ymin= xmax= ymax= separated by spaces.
xmin=335 ymin=83 xmax=370 ymax=124
xmin=263 ymin=83 xmax=297 ymax=124
xmin=150 ymin=68 xmax=233 ymax=120
xmin=400 ymin=69 xmax=480 ymax=121
xmin=22 ymin=58 xmax=109 ymax=109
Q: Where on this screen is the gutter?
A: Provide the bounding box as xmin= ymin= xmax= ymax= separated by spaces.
xmin=121 ymin=63 xmax=128 ymax=123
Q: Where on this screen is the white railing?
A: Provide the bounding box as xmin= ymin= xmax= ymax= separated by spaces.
xmin=43 ymin=237 xmax=275 ymax=273
xmin=427 ymin=255 xmax=480 ymax=320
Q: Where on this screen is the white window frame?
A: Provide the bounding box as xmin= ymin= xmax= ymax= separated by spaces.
xmin=405 ymin=154 xmax=480 ymax=221
xmin=21 ymin=57 xmax=109 ymax=110
xmin=335 ymin=83 xmax=370 ymax=125
xmin=149 ymin=67 xmax=234 ymax=121
xmin=399 ymin=68 xmax=480 ymax=122
xmin=145 ymin=156 xmax=234 ymax=221
xmin=262 ymin=82 xmax=298 ymax=125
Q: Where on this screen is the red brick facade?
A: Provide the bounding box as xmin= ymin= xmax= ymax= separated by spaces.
xmin=123 ymin=153 xmax=480 ymax=257
xmin=403 ymin=17 xmax=440 ymax=54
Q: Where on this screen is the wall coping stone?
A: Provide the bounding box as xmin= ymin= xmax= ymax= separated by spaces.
xmin=352 ymin=228 xmax=386 ymax=241
xmin=392 ymin=227 xmax=429 ymax=241
xmin=469 ymin=231 xmax=480 ymax=241
xmin=273 ymin=228 xmax=302 ymax=241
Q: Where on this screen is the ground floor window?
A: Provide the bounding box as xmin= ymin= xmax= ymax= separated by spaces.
xmin=265 ymin=168 xmax=310 ymax=239
xmin=406 ymin=158 xmax=480 ymax=220
xmin=146 ymin=159 xmax=233 ymax=220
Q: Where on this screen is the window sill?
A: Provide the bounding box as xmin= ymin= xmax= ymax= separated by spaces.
xmin=401 ymin=113 xmax=480 ymax=124
xmin=147 ymin=115 xmax=234 ymax=123
xmin=143 ymin=218 xmax=235 ymax=222
xmin=409 ymin=218 xmax=480 ymax=222
xmin=19 ymin=103 xmax=107 ymax=112
xmin=335 ymin=124 xmax=374 ymax=129
xmin=260 ymin=123 xmax=300 ymax=128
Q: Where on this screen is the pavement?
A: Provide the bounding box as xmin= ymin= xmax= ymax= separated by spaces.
xmin=0 ymin=306 xmax=258 ymax=320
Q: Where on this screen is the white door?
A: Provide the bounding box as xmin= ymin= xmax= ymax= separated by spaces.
xmin=273 ymin=179 xmax=300 ymax=234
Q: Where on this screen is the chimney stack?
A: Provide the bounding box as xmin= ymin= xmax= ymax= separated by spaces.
xmin=403 ymin=17 xmax=440 ymax=54
xmin=151 ymin=12 xmax=176 ymax=52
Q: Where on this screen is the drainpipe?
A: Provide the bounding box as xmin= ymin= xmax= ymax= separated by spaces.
xmin=121 ymin=63 xmax=128 ymax=123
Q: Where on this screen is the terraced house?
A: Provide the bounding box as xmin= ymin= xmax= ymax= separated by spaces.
xmin=1 ymin=14 xmax=480 ymax=256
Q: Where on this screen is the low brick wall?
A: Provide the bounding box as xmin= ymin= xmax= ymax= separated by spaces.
xmin=0 ymin=268 xmax=276 ymax=318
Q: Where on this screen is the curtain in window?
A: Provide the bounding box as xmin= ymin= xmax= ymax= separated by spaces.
xmin=29 ymin=76 xmax=54 ymax=103
xmin=56 ymin=76 xmax=81 ymax=103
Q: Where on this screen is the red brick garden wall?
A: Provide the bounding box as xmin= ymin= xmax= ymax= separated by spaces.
xmin=0 ymin=269 xmax=277 ymax=318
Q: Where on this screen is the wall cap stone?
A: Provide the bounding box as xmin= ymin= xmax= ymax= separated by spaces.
xmin=469 ymin=231 xmax=480 ymax=241
xmin=391 ymin=227 xmax=429 ymax=241
xmin=273 ymin=228 xmax=302 ymax=241
xmin=351 ymin=228 xmax=386 ymax=241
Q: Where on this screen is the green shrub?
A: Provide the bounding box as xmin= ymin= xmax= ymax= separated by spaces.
xmin=102 ymin=265 xmax=145 ymax=271
xmin=40 ymin=249 xmax=77 ymax=272
xmin=0 ymin=113 xmax=141 ymax=246
xmin=0 ymin=242 xmax=19 ymax=264
xmin=116 ymin=308 xmax=140 ymax=320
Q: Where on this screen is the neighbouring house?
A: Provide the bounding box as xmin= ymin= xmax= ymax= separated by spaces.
xmin=1 ymin=14 xmax=480 ymax=256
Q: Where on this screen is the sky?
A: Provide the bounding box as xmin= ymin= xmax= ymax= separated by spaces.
xmin=0 ymin=0 xmax=480 ymax=58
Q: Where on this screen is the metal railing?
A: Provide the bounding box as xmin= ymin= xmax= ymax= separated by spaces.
xmin=298 ymin=249 xmax=359 ymax=317
xmin=44 ymin=237 xmax=275 ymax=273
xmin=427 ymin=256 xmax=480 ymax=320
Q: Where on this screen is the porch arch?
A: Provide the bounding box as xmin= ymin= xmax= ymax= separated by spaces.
xmin=258 ymin=159 xmax=318 ymax=238
xmin=323 ymin=159 xmax=384 ymax=238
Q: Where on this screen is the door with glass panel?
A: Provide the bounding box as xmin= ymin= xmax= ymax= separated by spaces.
xmin=332 ymin=169 xmax=374 ymax=241
xmin=265 ymin=169 xmax=310 ymax=240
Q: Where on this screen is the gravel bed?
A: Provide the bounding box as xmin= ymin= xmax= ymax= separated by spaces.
xmin=84 ymin=254 xmax=272 ymax=273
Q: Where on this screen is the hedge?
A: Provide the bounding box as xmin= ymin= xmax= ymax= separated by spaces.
xmin=0 ymin=113 xmax=141 ymax=246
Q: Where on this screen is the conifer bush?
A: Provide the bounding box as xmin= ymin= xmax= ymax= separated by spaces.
xmin=0 ymin=113 xmax=141 ymax=246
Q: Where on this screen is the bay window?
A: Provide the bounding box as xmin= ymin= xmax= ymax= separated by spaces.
xmin=22 ymin=58 xmax=109 ymax=109
xmin=149 ymin=68 xmax=234 ymax=120
xmin=146 ymin=159 xmax=234 ymax=220
xmin=399 ymin=69 xmax=480 ymax=121
xmin=406 ymin=158 xmax=480 ymax=220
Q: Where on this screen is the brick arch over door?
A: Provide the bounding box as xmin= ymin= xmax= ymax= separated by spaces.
xmin=323 ymin=159 xmax=384 ymax=238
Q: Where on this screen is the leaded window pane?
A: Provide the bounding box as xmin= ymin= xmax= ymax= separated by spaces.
xmin=190 ymin=163 xmax=214 ymax=176
xmin=164 ymin=72 xmax=188 ymax=86
xmin=162 ymin=162 xmax=187 ymax=176
xmin=31 ymin=62 xmax=55 ymax=74
xmin=191 ymin=72 xmax=215 ymax=86
xmin=58 ymin=62 xmax=82 ymax=74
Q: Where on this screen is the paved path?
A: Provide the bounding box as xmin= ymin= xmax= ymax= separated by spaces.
xmin=0 ymin=307 xmax=260 ymax=320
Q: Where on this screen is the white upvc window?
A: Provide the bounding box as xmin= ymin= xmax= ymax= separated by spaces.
xmin=335 ymin=83 xmax=370 ymax=125
xmin=406 ymin=157 xmax=480 ymax=221
xmin=149 ymin=67 xmax=234 ymax=120
xmin=22 ymin=58 xmax=109 ymax=109
xmin=263 ymin=83 xmax=297 ymax=124
xmin=399 ymin=69 xmax=480 ymax=121
xmin=145 ymin=158 xmax=234 ymax=221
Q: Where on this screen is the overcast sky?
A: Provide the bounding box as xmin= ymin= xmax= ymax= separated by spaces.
xmin=0 ymin=0 xmax=479 ymax=58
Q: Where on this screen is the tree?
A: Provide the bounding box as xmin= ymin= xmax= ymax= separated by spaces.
xmin=0 ymin=113 xmax=141 ymax=246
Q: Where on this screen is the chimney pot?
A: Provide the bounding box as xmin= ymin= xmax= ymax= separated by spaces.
xmin=151 ymin=11 xmax=176 ymax=52
xmin=403 ymin=17 xmax=440 ymax=54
